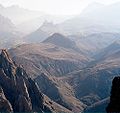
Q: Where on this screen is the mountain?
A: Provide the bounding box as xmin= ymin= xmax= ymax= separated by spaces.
xmin=9 ymin=43 xmax=90 ymax=77
xmin=0 ymin=14 xmax=15 ymax=32
xmin=0 ymin=4 xmax=44 ymax=25
xmin=39 ymin=2 xmax=120 ymax=35
xmin=57 ymin=40 xmax=120 ymax=107
xmin=0 ymin=49 xmax=50 ymax=112
xmin=25 ymin=28 xmax=49 ymax=43
xmin=80 ymin=2 xmax=120 ymax=26
xmin=17 ymin=15 xmax=74 ymax=35
xmin=84 ymin=97 xmax=109 ymax=112
xmin=43 ymin=33 xmax=81 ymax=52
xmin=13 ymin=2 xmax=120 ymax=36
xmin=8 ymin=43 xmax=90 ymax=112
xmin=8 ymin=42 xmax=118 ymax=112
xmin=106 ymin=77 xmax=120 ymax=112
xmin=69 ymin=32 xmax=120 ymax=56
xmin=34 ymin=73 xmax=86 ymax=112
xmin=93 ymin=40 xmax=120 ymax=69
xmin=40 ymin=21 xmax=66 ymax=35
xmin=0 ymin=49 xmax=75 ymax=112
xmin=0 ymin=14 xmax=23 ymax=48
xmin=0 ymin=4 xmax=73 ymax=35
xmin=8 ymin=34 xmax=120 ymax=112
xmin=24 ymin=22 xmax=66 ymax=43
xmin=63 ymin=40 xmax=120 ymax=108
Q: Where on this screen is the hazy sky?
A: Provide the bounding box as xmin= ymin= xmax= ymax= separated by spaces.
xmin=0 ymin=0 xmax=120 ymax=15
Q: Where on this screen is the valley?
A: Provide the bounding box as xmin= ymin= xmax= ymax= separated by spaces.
xmin=0 ymin=1 xmax=120 ymax=112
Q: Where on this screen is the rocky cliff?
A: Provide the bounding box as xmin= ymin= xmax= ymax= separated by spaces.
xmin=0 ymin=49 xmax=51 ymax=112
xmin=106 ymin=76 xmax=120 ymax=112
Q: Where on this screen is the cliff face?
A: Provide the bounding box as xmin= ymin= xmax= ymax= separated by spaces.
xmin=0 ymin=49 xmax=51 ymax=112
xmin=106 ymin=76 xmax=120 ymax=112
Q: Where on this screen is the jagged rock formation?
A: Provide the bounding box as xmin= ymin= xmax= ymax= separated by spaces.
xmin=0 ymin=86 xmax=13 ymax=112
xmin=0 ymin=49 xmax=51 ymax=112
xmin=106 ymin=76 xmax=120 ymax=113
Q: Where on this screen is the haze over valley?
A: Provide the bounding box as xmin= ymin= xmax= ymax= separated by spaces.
xmin=0 ymin=0 xmax=120 ymax=112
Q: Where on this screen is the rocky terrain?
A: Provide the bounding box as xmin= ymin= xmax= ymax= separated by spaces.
xmin=70 ymin=32 xmax=120 ymax=56
xmin=0 ymin=49 xmax=75 ymax=112
xmin=0 ymin=1 xmax=120 ymax=112
xmin=106 ymin=76 xmax=120 ymax=112
xmin=84 ymin=97 xmax=109 ymax=112
xmin=43 ymin=33 xmax=81 ymax=52
xmin=8 ymin=34 xmax=120 ymax=112
xmin=9 ymin=42 xmax=90 ymax=77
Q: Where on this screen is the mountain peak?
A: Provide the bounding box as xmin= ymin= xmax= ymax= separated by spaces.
xmin=43 ymin=33 xmax=76 ymax=49
xmin=49 ymin=33 xmax=66 ymax=38
xmin=1 ymin=49 xmax=13 ymax=63
xmin=40 ymin=20 xmax=55 ymax=29
xmin=0 ymin=49 xmax=16 ymax=78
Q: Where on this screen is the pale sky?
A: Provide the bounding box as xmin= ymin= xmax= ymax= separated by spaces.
xmin=0 ymin=0 xmax=120 ymax=15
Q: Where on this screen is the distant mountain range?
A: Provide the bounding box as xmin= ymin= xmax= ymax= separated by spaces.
xmin=0 ymin=2 xmax=120 ymax=112
xmin=43 ymin=33 xmax=80 ymax=52
xmin=36 ymin=2 xmax=120 ymax=35
xmin=0 ymin=4 xmax=73 ymax=34
xmin=0 ymin=4 xmax=44 ymax=25
xmin=0 ymin=14 xmax=23 ymax=48
xmin=1 ymin=2 xmax=120 ymax=36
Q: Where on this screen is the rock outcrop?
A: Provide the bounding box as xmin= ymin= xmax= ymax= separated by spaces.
xmin=0 ymin=49 xmax=51 ymax=112
xmin=106 ymin=76 xmax=120 ymax=112
xmin=0 ymin=86 xmax=13 ymax=112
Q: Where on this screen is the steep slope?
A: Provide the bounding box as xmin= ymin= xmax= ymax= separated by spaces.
xmin=35 ymin=73 xmax=85 ymax=112
xmin=9 ymin=43 xmax=90 ymax=77
xmin=61 ymin=2 xmax=120 ymax=35
xmin=38 ymin=2 xmax=120 ymax=35
xmin=25 ymin=28 xmax=49 ymax=43
xmin=0 ymin=14 xmax=15 ymax=32
xmin=8 ymin=43 xmax=88 ymax=112
xmin=106 ymin=76 xmax=120 ymax=112
xmin=84 ymin=97 xmax=109 ymax=112
xmin=40 ymin=21 xmax=66 ymax=35
xmin=0 ymin=14 xmax=23 ymax=48
xmin=93 ymin=40 xmax=120 ymax=69
xmin=58 ymin=40 xmax=120 ymax=108
xmin=0 ymin=49 xmax=50 ymax=112
xmin=70 ymin=32 xmax=120 ymax=56
xmin=43 ymin=33 xmax=80 ymax=52
xmin=59 ymin=68 xmax=114 ymax=106
xmin=0 ymin=49 xmax=73 ymax=113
